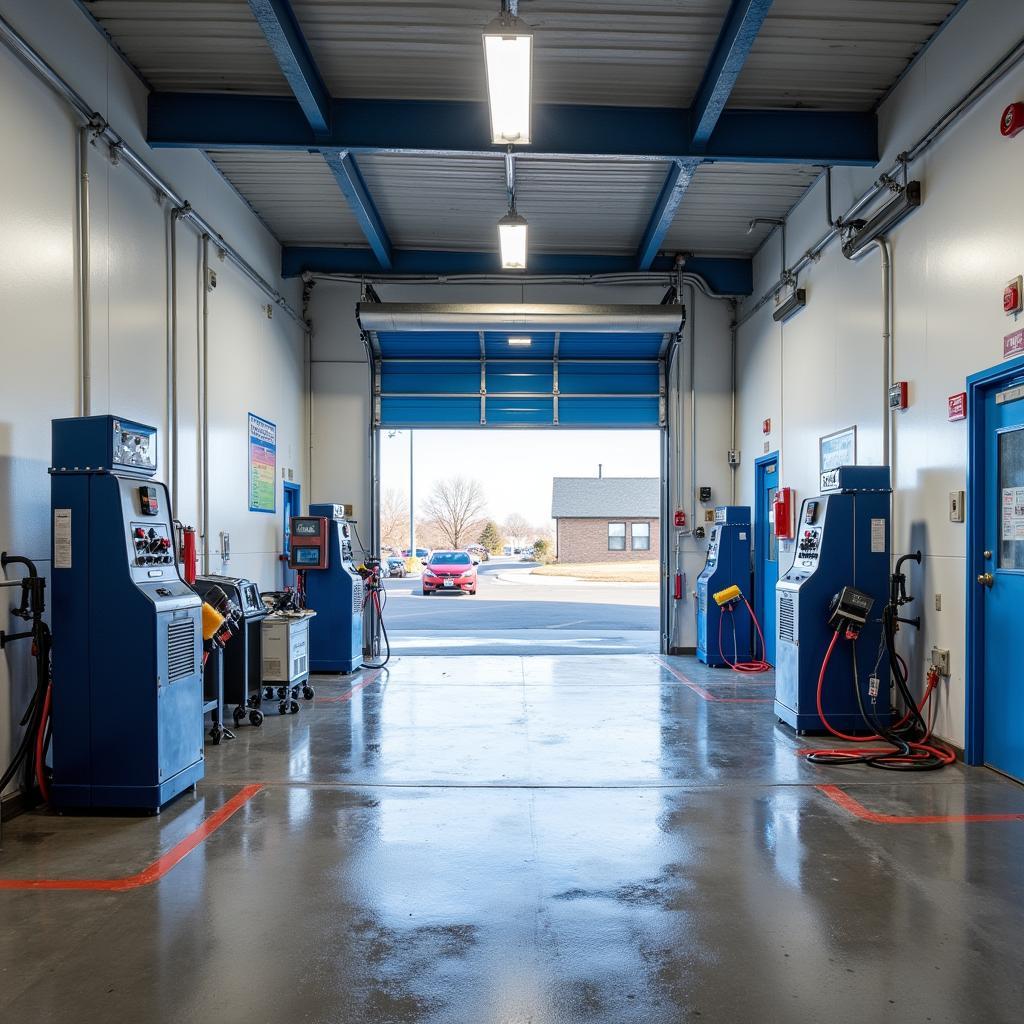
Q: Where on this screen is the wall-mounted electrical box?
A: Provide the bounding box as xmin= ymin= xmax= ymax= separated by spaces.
xmin=699 ymin=486 xmax=712 ymax=503
xmin=888 ymin=381 xmax=908 ymax=410
xmin=727 ymin=450 xmax=741 ymax=466
xmin=949 ymin=490 xmax=965 ymax=523
xmin=1004 ymin=276 xmax=1023 ymax=315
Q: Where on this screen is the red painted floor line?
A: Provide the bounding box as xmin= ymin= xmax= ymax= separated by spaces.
xmin=0 ymin=784 xmax=264 ymax=891
xmin=315 ymin=670 xmax=381 ymax=704
xmin=653 ymin=656 xmax=773 ymax=703
xmin=817 ymin=784 xmax=1024 ymax=825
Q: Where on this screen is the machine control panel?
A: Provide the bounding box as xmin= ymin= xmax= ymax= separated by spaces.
xmin=289 ymin=516 xmax=330 ymax=569
xmin=138 ymin=485 xmax=159 ymax=515
xmin=131 ymin=522 xmax=174 ymax=566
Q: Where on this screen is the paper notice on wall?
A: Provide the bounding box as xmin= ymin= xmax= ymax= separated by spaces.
xmin=54 ymin=508 xmax=72 ymax=568
xmin=870 ymin=518 xmax=886 ymax=553
xmin=1001 ymin=487 xmax=1024 ymax=540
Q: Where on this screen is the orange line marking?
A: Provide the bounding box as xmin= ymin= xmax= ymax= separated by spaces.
xmin=817 ymin=784 xmax=1024 ymax=825
xmin=315 ymin=670 xmax=381 ymax=703
xmin=0 ymin=784 xmax=264 ymax=891
xmin=653 ymin=656 xmax=772 ymax=703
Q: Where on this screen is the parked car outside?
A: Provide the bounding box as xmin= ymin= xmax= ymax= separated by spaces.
xmin=402 ymin=547 xmax=432 ymax=560
xmin=386 ymin=556 xmax=407 ymax=578
xmin=466 ymin=543 xmax=490 ymax=562
xmin=421 ymin=550 xmax=478 ymax=595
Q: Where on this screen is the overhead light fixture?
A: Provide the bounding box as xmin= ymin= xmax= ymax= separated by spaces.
xmin=508 ymin=336 xmax=532 ymax=347
xmin=841 ymin=181 xmax=922 ymax=259
xmin=483 ymin=8 xmax=533 ymax=145
xmin=772 ymin=288 xmax=806 ymax=323
xmin=498 ymin=206 xmax=528 ymax=269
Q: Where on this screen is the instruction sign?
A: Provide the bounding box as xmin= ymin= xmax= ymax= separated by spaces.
xmin=248 ymin=413 xmax=277 ymax=513
xmin=53 ymin=508 xmax=72 ymax=568
xmin=1004 ymin=328 xmax=1024 ymax=360
xmin=819 ymin=426 xmax=857 ymax=475
xmin=1001 ymin=487 xmax=1024 ymax=541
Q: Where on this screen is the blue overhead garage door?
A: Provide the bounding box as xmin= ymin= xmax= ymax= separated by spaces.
xmin=357 ymin=304 xmax=684 ymax=429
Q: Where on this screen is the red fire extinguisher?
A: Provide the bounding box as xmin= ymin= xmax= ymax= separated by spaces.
xmin=182 ymin=526 xmax=197 ymax=585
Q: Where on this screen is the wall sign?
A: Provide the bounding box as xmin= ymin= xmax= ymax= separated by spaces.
xmin=819 ymin=426 xmax=857 ymax=475
xmin=947 ymin=392 xmax=967 ymax=421
xmin=248 ymin=413 xmax=277 ymax=513
xmin=1004 ymin=327 xmax=1024 ymax=359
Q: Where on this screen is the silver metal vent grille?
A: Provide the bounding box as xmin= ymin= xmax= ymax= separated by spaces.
xmin=778 ymin=595 xmax=795 ymax=644
xmin=353 ymin=579 xmax=365 ymax=613
xmin=167 ymin=618 xmax=197 ymax=681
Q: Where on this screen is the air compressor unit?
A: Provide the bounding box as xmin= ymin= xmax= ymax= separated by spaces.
xmin=696 ymin=506 xmax=753 ymax=666
xmin=50 ymin=416 xmax=204 ymax=810
xmin=774 ymin=466 xmax=891 ymax=732
xmin=292 ymin=503 xmax=364 ymax=673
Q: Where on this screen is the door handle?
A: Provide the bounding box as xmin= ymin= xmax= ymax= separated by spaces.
xmin=977 ymin=572 xmax=994 ymax=588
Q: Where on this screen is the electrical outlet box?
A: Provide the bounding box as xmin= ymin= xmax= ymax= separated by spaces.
xmin=699 ymin=486 xmax=712 ymax=503
xmin=220 ymin=531 xmax=231 ymax=561
xmin=930 ymin=647 xmax=950 ymax=676
xmin=935 ymin=593 xmax=942 ymax=611
xmin=705 ymin=509 xmax=715 ymax=522
xmin=727 ymin=450 xmax=741 ymax=466
xmin=949 ymin=490 xmax=965 ymax=522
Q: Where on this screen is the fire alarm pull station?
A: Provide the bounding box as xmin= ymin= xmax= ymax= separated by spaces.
xmin=773 ymin=487 xmax=796 ymax=541
xmin=674 ymin=509 xmax=686 ymax=528
xmin=888 ymin=381 xmax=908 ymax=411
xmin=1004 ymin=276 xmax=1023 ymax=315
xmin=1001 ymin=102 xmax=1024 ymax=138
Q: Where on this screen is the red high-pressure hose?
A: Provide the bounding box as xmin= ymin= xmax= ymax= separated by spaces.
xmin=718 ymin=596 xmax=772 ymax=673
xmin=806 ymin=631 xmax=953 ymax=767
xmin=34 ymin=681 xmax=52 ymax=802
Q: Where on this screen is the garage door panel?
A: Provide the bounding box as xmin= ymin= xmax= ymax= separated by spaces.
xmin=380 ymin=363 xmax=480 ymax=394
xmin=486 ymin=398 xmax=555 ymax=426
xmin=484 ymin=332 xmax=557 ymax=359
xmin=380 ymin=397 xmax=481 ymax=426
xmin=559 ymin=363 xmax=660 ymax=396
xmin=376 ymin=331 xmax=480 ymax=358
xmin=487 ymin=361 xmax=555 ymax=394
xmin=558 ymin=397 xmax=661 ymax=427
xmin=559 ymin=333 xmax=664 ymax=359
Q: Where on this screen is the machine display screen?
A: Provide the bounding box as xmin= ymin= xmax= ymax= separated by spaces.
xmin=293 ymin=547 xmax=321 ymax=565
xmin=293 ymin=519 xmax=321 ymax=536
xmin=112 ymin=421 xmax=157 ymax=471
xmin=804 ymin=501 xmax=820 ymax=524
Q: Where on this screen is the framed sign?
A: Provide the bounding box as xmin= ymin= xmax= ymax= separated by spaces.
xmin=819 ymin=425 xmax=856 ymax=475
xmin=248 ymin=413 xmax=277 ymax=513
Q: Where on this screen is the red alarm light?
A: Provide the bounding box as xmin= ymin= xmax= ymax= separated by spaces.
xmin=1001 ymin=102 xmax=1024 ymax=139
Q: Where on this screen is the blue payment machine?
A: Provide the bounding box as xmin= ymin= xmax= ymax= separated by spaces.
xmin=304 ymin=503 xmax=364 ymax=673
xmin=697 ymin=506 xmax=753 ymax=666
xmin=774 ymin=466 xmax=891 ymax=732
xmin=50 ymin=415 xmax=204 ymax=810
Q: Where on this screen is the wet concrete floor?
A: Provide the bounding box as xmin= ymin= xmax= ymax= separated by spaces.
xmin=1 ymin=654 xmax=1022 ymax=1023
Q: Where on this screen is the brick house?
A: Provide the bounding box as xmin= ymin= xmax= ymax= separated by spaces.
xmin=551 ymin=477 xmax=660 ymax=563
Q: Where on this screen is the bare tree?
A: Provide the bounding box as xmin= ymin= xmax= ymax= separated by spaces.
xmin=503 ymin=513 xmax=532 ymax=548
xmin=421 ymin=477 xmax=488 ymax=549
xmin=379 ymin=488 xmax=410 ymax=550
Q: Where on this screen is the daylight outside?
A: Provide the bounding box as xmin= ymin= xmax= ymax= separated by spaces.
xmin=379 ymin=429 xmax=661 ymax=656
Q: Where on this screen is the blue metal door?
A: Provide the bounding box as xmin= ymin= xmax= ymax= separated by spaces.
xmin=282 ymin=481 xmax=301 ymax=589
xmin=754 ymin=455 xmax=779 ymax=665
xmin=981 ymin=386 xmax=1024 ymax=781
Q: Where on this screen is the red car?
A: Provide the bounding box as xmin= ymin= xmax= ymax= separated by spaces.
xmin=421 ymin=550 xmax=478 ymax=595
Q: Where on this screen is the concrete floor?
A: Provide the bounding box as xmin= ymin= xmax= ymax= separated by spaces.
xmin=2 ymin=654 xmax=1023 ymax=1023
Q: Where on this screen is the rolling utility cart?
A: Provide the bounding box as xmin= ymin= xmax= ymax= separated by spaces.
xmin=194 ymin=574 xmax=268 ymax=727
xmin=262 ymin=609 xmax=317 ymax=714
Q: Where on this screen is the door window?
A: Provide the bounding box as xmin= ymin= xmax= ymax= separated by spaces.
xmin=767 ymin=486 xmax=778 ymax=563
xmin=999 ymin=427 xmax=1024 ymax=570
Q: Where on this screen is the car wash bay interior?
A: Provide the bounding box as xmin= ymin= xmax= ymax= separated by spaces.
xmin=3 ymin=2 xmax=1024 ymax=1022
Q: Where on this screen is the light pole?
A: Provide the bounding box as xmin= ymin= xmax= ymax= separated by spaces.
xmin=408 ymin=430 xmax=415 ymax=556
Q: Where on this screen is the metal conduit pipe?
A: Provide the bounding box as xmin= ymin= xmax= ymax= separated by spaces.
xmin=730 ymin=300 xmax=738 ymax=504
xmin=76 ymin=125 xmax=93 ymax=416
xmin=201 ymin=236 xmax=211 ymax=575
xmin=737 ymin=32 xmax=1024 ymax=329
xmin=0 ymin=12 xmax=302 ymax=328
xmin=872 ymin=238 xmax=893 ymax=469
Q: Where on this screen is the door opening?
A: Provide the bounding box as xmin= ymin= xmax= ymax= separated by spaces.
xmin=282 ymin=481 xmax=301 ymax=590
xmin=754 ymin=452 xmax=779 ymax=666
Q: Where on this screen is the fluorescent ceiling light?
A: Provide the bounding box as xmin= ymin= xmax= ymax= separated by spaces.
xmin=498 ymin=209 xmax=528 ymax=270
xmin=483 ymin=15 xmax=533 ymax=145
xmin=508 ymin=336 xmax=532 ymax=346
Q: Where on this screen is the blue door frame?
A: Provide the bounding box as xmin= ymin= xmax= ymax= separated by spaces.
xmin=754 ymin=451 xmax=779 ymax=665
xmin=282 ymin=481 xmax=302 ymax=587
xmin=965 ymin=352 xmax=1024 ymax=765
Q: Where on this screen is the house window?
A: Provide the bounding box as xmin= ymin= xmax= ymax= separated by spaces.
xmin=608 ymin=522 xmax=626 ymax=551
xmin=631 ymin=522 xmax=650 ymax=551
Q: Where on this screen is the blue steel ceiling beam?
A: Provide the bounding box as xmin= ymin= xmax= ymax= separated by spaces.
xmin=246 ymin=0 xmax=331 ymax=136
xmin=636 ymin=159 xmax=699 ymax=272
xmin=281 ymin=247 xmax=753 ymax=296
xmin=321 ymin=151 xmax=393 ymax=270
xmin=147 ymin=94 xmax=877 ymax=165
xmin=635 ymin=0 xmax=774 ymax=269
xmin=245 ymin=0 xmax=392 ymax=267
xmin=691 ymin=0 xmax=774 ymax=149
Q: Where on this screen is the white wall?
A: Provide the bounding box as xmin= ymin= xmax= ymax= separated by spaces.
xmin=309 ymin=276 xmax=735 ymax=652
xmin=0 ymin=0 xmax=306 ymax=799
xmin=736 ymin=1 xmax=1024 ymax=747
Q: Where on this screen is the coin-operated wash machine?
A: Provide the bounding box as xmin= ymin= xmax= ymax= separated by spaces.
xmin=774 ymin=466 xmax=891 ymax=733
xmin=50 ymin=416 xmax=204 ymax=810
xmin=289 ymin=503 xmax=364 ymax=674
xmin=696 ymin=506 xmax=753 ymax=666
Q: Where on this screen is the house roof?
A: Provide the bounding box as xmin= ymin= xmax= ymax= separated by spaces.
xmin=551 ymin=477 xmax=660 ymax=519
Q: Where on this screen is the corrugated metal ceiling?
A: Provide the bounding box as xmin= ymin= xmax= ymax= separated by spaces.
xmin=83 ymin=0 xmax=958 ymax=110
xmin=664 ymin=162 xmax=821 ymax=257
